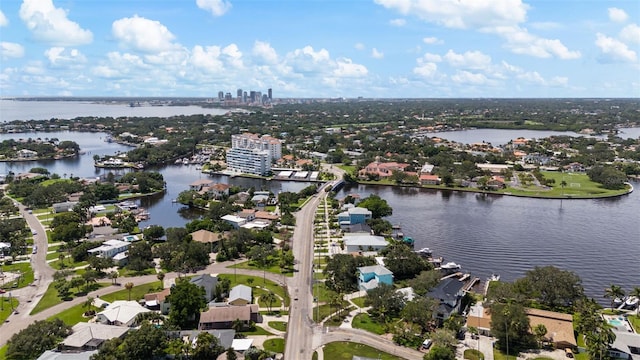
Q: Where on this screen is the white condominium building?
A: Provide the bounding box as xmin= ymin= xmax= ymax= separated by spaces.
xmin=231 ymin=133 xmax=282 ymax=160
xmin=226 ymin=147 xmax=271 ymax=176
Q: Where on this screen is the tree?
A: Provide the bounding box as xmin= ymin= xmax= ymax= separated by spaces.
xmin=127 ymin=241 xmax=154 ymax=271
xmin=125 ymin=282 xmax=134 ymax=301
xmin=226 ymin=347 xmax=238 ymax=360
xmin=424 ymin=345 xmax=456 ymax=360
xmin=7 ymin=319 xmax=71 ymax=360
xmin=324 ymin=254 xmax=375 ymax=293
xmin=168 ymin=278 xmax=207 ymax=329
xmin=365 ymin=284 xmax=406 ymax=322
xmin=192 ymin=331 xmax=224 ymax=360
xmin=630 ymin=287 xmax=640 ymax=316
xmin=585 ymin=325 xmax=616 ymax=360
xmin=357 ymin=194 xmax=392 ymax=218
xmin=604 ymin=284 xmax=624 ymax=310
xmin=380 ymin=243 xmax=430 ymax=280
xmin=519 ymin=265 xmax=584 ymax=311
xmin=143 ymin=225 xmax=165 ymax=241
xmin=392 ymin=321 xmax=423 ymax=347
xmin=431 ymin=328 xmax=457 ymax=348
xmin=157 ymin=271 xmax=165 ymax=285
xmin=533 ymin=324 xmax=547 ymax=347
xmin=408 ymin=270 xmax=442 ymax=295
xmin=119 ymin=322 xmax=168 ymax=360
xmin=401 ymin=297 xmax=437 ymax=332
xmin=490 ymin=302 xmax=534 ymax=354
xmin=263 ymin=291 xmax=277 ymax=314
xmin=110 ymin=271 xmax=119 ymax=285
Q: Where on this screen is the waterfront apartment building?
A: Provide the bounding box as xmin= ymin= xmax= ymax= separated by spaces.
xmin=226 ymin=147 xmax=271 ymax=176
xmin=230 ymin=133 xmax=282 ymax=160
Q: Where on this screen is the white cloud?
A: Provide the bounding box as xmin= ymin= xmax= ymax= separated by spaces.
xmin=620 ymin=24 xmax=640 ymax=45
xmin=413 ymin=59 xmax=438 ymax=78
xmin=0 ymin=10 xmax=8 ymax=26
xmin=494 ymin=26 xmax=581 ymax=59
xmin=253 ymin=41 xmax=278 ymax=64
xmin=196 ymin=0 xmax=232 ymax=17
xmin=19 ymin=0 xmax=92 ymax=46
xmin=333 ymin=58 xmax=368 ymax=77
xmin=444 ymin=49 xmax=491 ymax=69
xmin=375 ymin=0 xmax=528 ymax=30
xmin=375 ymin=0 xmax=580 ymax=60
xmin=422 ymin=37 xmax=442 ymax=44
xmin=222 ymin=44 xmax=243 ymax=68
xmin=422 ymin=53 xmax=442 ymax=62
xmin=451 ymin=70 xmax=488 ymax=85
xmin=190 ymin=45 xmax=224 ymax=73
xmin=1 ymin=42 xmax=25 ymax=59
xmin=112 ymin=15 xmax=178 ymax=53
xmin=608 ymin=8 xmax=628 ymax=23
xmin=371 ymin=48 xmax=384 ymax=59
xmin=286 ymin=46 xmax=331 ymax=73
xmin=595 ymin=33 xmax=637 ymax=63
xmin=44 ymin=47 xmax=86 ymax=66
xmin=389 ymin=18 xmax=406 ymax=27
xmin=354 ymin=43 xmax=365 ymax=50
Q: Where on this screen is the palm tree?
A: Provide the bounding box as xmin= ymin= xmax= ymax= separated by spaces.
xmin=630 ymin=286 xmax=640 ymax=316
xmin=157 ymin=272 xmax=165 ymax=287
xmin=604 ymin=284 xmax=625 ymax=310
xmin=232 ymin=318 xmax=245 ymax=333
xmin=110 ymin=271 xmax=119 ymax=285
xmin=585 ymin=324 xmax=616 ymax=360
xmin=533 ymin=324 xmax=547 ymax=348
xmin=262 ymin=291 xmax=277 ymax=314
xmin=125 ymin=282 xmax=134 ymax=301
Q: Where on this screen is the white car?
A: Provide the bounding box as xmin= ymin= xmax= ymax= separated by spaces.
xmin=31 ymin=229 xmax=37 ymax=235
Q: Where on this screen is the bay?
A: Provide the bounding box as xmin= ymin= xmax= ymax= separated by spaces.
xmin=0 ymin=104 xmax=638 ymax=301
xmin=0 ymin=99 xmax=227 ymax=122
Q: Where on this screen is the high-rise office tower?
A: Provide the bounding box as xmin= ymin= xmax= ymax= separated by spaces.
xmin=268 ymin=88 xmax=272 ymax=101
xmin=237 ymin=89 xmax=243 ymax=102
xmin=218 ymin=91 xmax=224 ymax=101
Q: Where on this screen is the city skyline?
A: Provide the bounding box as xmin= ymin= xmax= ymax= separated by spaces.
xmin=0 ymin=0 xmax=639 ymax=98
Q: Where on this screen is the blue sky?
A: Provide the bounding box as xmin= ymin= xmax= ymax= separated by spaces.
xmin=0 ymin=0 xmax=638 ymax=98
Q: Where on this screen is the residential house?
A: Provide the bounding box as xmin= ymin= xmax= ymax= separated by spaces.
xmin=190 ymin=229 xmax=225 ymax=248
xmin=486 ymin=176 xmax=506 ymax=190
xmin=198 ymin=304 xmax=261 ymax=330
xmin=221 ymin=214 xmax=246 ymax=229
xmin=95 ymin=300 xmax=150 ymax=327
xmin=53 ymin=201 xmax=78 ymax=213
xmin=190 ymin=274 xmax=219 ymax=302
xmin=526 ymin=308 xmax=576 ymax=350
xmin=357 ymin=265 xmax=393 ymax=291
xmin=144 ymin=288 xmax=171 ymax=314
xmin=337 ymin=207 xmax=372 ymax=226
xmin=358 ymin=158 xmax=409 ymax=179
xmin=466 ymin=303 xmax=492 ymax=336
xmin=426 ymin=278 xmax=465 ymax=323
xmin=420 ymin=163 xmax=435 ymax=174
xmin=59 ymin=323 xmax=129 ymax=351
xmin=17 ymin=149 xmax=38 ymax=158
xmin=189 ymin=179 xmax=214 ymax=192
xmin=228 ymin=284 xmax=252 ymax=306
xmin=609 ymin=331 xmax=640 ymax=360
xmin=419 ymin=174 xmax=441 ymax=185
xmin=37 ymin=351 xmax=97 ymax=360
xmin=87 ymin=239 xmax=130 ymax=259
xmin=166 ymin=329 xmax=236 ymax=350
xmin=207 ymin=183 xmax=230 ymax=199
xmin=343 ymin=234 xmax=387 ymax=253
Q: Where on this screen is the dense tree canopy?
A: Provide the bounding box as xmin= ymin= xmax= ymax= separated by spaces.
xmin=357 ymin=194 xmax=392 ymax=218
xmin=7 ymin=319 xmax=71 ymax=360
xmin=167 ymin=278 xmax=207 ymax=329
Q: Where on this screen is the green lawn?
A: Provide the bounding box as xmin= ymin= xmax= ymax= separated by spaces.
xmin=47 ymin=304 xmax=100 ymax=326
xmin=351 ymin=297 xmax=366 ymax=308
xmin=312 ymin=302 xmax=350 ymax=322
xmin=50 ymin=258 xmax=88 ymax=270
xmin=464 ymin=349 xmax=485 ymax=360
xmin=352 ymin=313 xmax=386 ymax=335
xmin=0 ymin=262 xmax=34 ymax=290
xmin=117 ymin=268 xmax=157 ymax=277
xmin=0 ymin=345 xmax=7 ymax=359
xmin=501 ymin=171 xmax=631 ymax=198
xmin=0 ymin=296 xmax=20 ymax=324
xmin=31 ymin=282 xmax=109 ymax=315
xmin=240 ymin=325 xmax=273 ymax=336
xmin=493 ymin=348 xmax=519 ymax=360
xmin=263 ymin=338 xmax=285 ymax=353
xmin=629 ymin=314 xmax=640 ymax=332
xmin=229 ymin=260 xmax=294 ymax=277
xmin=256 ymin=288 xmax=283 ymax=309
xmin=322 ymin=341 xmax=404 ymax=360
xmin=99 ymin=281 xmax=163 ymax=303
xmin=267 ymin=321 xmax=287 ymax=331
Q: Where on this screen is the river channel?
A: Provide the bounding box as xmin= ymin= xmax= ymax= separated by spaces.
xmin=1 ymin=124 xmax=639 ymax=301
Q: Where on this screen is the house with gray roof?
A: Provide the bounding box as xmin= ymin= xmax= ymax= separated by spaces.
xmin=426 ymin=278 xmax=465 ymax=323
xmin=59 ymin=322 xmax=129 ymax=351
xmin=190 ymin=274 xmax=218 ymax=302
xmin=344 ymin=234 xmax=387 ymax=253
xmin=609 ymin=331 xmax=640 ymax=360
xmin=228 ymin=284 xmax=252 ymax=306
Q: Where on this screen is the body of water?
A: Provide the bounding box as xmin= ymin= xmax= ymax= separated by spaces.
xmin=0 ymin=100 xmax=227 ymax=122
xmin=1 ymin=106 xmax=638 ymax=300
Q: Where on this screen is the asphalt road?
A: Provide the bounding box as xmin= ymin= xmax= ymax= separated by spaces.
xmin=284 ymin=190 xmax=326 ymax=359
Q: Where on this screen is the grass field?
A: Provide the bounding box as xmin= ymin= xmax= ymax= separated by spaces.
xmin=350 ymin=296 xmax=366 ymax=308
xmin=352 ymin=313 xmax=387 ymax=335
xmin=263 ymin=338 xmax=285 ymax=353
xmin=47 ymin=304 xmax=101 ymax=326
xmin=267 ymin=321 xmax=287 ymax=331
xmin=322 ymin=342 xmax=405 ymax=360
xmin=0 ymin=297 xmax=20 ymax=324
xmin=99 ymin=281 xmax=163 ymax=303
xmin=229 ymin=260 xmax=294 ymax=277
xmin=31 ymin=282 xmax=109 ymax=315
xmin=0 ymin=262 xmax=34 ymax=291
xmin=502 ymin=171 xmax=631 ymax=198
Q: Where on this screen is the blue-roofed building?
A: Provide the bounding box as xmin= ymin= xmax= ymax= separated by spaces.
xmin=357 ymin=265 xmax=393 ymax=291
xmin=337 ymin=207 xmax=372 ymax=226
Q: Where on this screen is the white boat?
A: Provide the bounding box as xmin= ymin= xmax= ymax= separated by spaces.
xmin=440 ymin=262 xmax=461 ymax=270
xmin=414 ymin=247 xmax=432 ymax=256
xmin=489 ymin=273 xmax=500 ymax=282
xmin=625 ymin=296 xmax=639 ymax=307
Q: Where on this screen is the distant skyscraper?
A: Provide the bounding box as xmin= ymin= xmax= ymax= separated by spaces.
xmin=218 ymin=91 xmax=224 ymax=101
xmin=243 ymin=91 xmax=247 ymax=103
xmin=268 ymin=88 xmax=272 ymax=101
xmin=237 ymin=89 xmax=243 ymax=102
